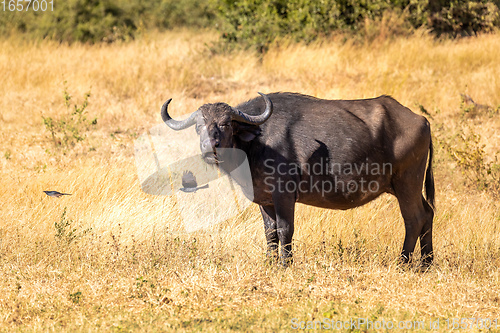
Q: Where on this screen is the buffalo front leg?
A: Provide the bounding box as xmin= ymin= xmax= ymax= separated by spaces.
xmin=259 ymin=205 xmax=279 ymax=261
xmin=273 ymin=192 xmax=296 ymax=267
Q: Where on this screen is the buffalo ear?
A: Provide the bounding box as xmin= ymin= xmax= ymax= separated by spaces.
xmin=235 ymin=123 xmax=261 ymax=142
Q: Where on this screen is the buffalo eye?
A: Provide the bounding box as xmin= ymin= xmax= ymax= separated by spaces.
xmin=219 ymin=124 xmax=231 ymax=131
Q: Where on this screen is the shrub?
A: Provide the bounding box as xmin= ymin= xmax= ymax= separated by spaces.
xmin=429 ymin=0 xmax=500 ymax=36
xmin=212 ymin=0 xmax=500 ymax=51
xmin=212 ymin=0 xmax=399 ymax=51
xmin=444 ymin=122 xmax=500 ymax=197
xmin=42 ymin=82 xmax=97 ymax=151
xmin=138 ymin=0 xmax=216 ymax=30
xmin=1 ymin=0 xmax=137 ymax=43
xmin=55 ymin=207 xmax=92 ymax=246
xmin=424 ymin=95 xmax=500 ymax=199
xmin=0 ymin=0 xmax=215 ymax=43
xmin=1 ymin=0 xmax=499 ymax=47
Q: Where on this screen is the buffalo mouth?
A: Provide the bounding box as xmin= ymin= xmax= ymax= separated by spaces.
xmin=202 ymin=152 xmax=222 ymax=164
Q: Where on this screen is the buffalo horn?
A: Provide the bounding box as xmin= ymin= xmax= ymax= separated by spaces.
xmin=230 ymin=92 xmax=273 ymax=125
xmin=161 ymin=99 xmax=198 ymax=130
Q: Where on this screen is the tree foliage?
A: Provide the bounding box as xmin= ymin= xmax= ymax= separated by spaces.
xmin=1 ymin=0 xmax=499 ymax=48
xmin=0 ymin=0 xmax=214 ymax=43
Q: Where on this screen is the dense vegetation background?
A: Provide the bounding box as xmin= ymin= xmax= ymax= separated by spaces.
xmin=1 ymin=0 xmax=500 ymax=48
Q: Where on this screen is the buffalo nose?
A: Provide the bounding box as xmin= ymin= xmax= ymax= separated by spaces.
xmin=201 ymin=138 xmax=212 ymax=153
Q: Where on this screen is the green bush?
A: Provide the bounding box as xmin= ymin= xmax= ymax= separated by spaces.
xmin=212 ymin=0 xmax=400 ymax=51
xmin=443 ymin=124 xmax=500 ymax=198
xmin=429 ymin=0 xmax=500 ymax=36
xmin=212 ymin=0 xmax=500 ymax=51
xmin=138 ymin=0 xmax=215 ymax=30
xmin=1 ymin=0 xmax=136 ymax=43
xmin=42 ymin=83 xmax=97 ymax=151
xmin=0 ymin=0 xmax=215 ymax=43
xmin=1 ymin=0 xmax=499 ymax=47
xmin=423 ymin=95 xmax=500 ymax=199
xmin=55 ymin=207 xmax=92 ymax=246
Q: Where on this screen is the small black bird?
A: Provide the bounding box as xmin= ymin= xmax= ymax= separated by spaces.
xmin=180 ymin=171 xmax=209 ymax=193
xmin=43 ymin=191 xmax=72 ymax=198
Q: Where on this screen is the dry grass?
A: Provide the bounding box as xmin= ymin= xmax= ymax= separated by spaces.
xmin=1 ymin=29 xmax=500 ymax=331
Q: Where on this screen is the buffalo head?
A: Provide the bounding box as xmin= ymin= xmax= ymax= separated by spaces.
xmin=161 ymin=93 xmax=273 ymax=164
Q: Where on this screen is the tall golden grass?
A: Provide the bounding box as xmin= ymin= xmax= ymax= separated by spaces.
xmin=1 ymin=30 xmax=499 ymax=331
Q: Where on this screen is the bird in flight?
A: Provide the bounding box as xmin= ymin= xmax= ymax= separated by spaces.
xmin=180 ymin=171 xmax=209 ymax=193
xmin=43 ymin=191 xmax=72 ymax=198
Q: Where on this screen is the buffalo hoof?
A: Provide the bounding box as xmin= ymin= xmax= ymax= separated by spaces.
xmin=421 ymin=253 xmax=434 ymax=268
xmin=398 ymin=253 xmax=433 ymax=272
xmin=279 ymin=256 xmax=293 ymax=268
xmin=264 ymin=252 xmax=278 ymax=266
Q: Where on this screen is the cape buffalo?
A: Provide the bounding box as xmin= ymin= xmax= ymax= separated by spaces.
xmin=161 ymin=92 xmax=435 ymax=267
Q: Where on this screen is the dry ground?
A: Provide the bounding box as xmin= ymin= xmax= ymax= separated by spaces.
xmin=0 ymin=30 xmax=500 ymax=331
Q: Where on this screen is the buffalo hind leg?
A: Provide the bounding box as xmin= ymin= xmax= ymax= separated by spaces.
xmin=419 ymin=198 xmax=434 ymax=266
xmin=393 ymin=164 xmax=434 ymax=266
xmin=396 ymin=198 xmax=426 ymax=264
xmin=394 ymin=187 xmax=434 ymax=266
xmin=396 ymin=195 xmax=434 ymax=266
xmin=259 ymin=205 xmax=279 ymax=262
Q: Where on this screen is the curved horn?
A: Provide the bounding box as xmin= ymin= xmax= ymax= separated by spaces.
xmin=161 ymin=99 xmax=198 ymax=130
xmin=230 ymin=92 xmax=273 ymax=125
